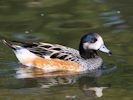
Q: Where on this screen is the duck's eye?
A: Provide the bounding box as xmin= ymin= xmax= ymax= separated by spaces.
xmin=90 ymin=38 xmax=97 ymax=43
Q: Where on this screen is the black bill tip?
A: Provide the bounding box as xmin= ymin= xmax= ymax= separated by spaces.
xmin=108 ymin=51 xmax=112 ymax=56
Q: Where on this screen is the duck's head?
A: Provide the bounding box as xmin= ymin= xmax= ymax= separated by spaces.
xmin=79 ymin=33 xmax=112 ymax=59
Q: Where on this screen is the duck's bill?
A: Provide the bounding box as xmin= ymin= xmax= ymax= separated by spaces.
xmin=98 ymin=44 xmax=112 ymax=56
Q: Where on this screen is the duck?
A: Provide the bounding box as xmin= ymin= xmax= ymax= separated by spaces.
xmin=2 ymin=32 xmax=112 ymax=73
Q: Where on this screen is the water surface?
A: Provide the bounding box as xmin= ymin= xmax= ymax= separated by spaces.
xmin=0 ymin=0 xmax=133 ymax=100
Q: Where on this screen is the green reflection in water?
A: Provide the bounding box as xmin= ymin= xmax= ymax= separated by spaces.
xmin=0 ymin=0 xmax=133 ymax=100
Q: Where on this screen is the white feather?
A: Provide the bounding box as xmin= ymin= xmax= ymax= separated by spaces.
xmin=83 ymin=35 xmax=104 ymax=50
xmin=13 ymin=46 xmax=37 ymax=65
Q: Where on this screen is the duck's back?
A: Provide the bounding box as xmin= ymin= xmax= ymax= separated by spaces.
xmin=23 ymin=42 xmax=81 ymax=61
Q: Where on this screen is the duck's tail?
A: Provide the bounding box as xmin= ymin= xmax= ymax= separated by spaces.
xmin=2 ymin=39 xmax=39 ymax=67
xmin=2 ymin=39 xmax=17 ymax=50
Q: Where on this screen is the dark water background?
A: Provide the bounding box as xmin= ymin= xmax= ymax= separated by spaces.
xmin=0 ymin=0 xmax=133 ymax=100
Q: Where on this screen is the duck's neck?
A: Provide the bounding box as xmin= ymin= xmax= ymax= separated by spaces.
xmin=79 ymin=44 xmax=98 ymax=59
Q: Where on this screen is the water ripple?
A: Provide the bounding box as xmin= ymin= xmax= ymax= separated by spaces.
xmin=100 ymin=10 xmax=127 ymax=33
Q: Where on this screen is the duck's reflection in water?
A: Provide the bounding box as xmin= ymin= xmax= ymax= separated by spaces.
xmin=79 ymin=77 xmax=110 ymax=98
xmin=15 ymin=66 xmax=114 ymax=98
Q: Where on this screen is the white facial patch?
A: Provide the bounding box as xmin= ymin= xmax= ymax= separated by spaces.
xmin=83 ymin=35 xmax=104 ymax=50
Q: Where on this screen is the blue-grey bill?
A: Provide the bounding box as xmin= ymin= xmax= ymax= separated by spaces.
xmin=99 ymin=44 xmax=112 ymax=56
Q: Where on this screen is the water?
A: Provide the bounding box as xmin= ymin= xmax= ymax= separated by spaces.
xmin=0 ymin=0 xmax=133 ymax=100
